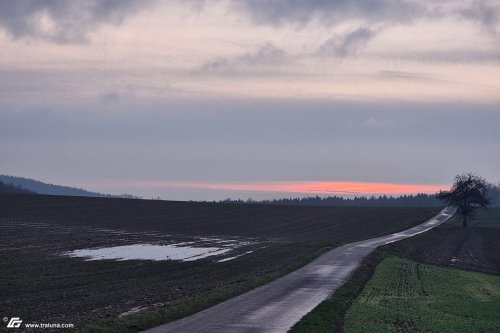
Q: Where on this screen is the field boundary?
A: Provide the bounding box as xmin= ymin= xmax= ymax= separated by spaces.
xmin=288 ymin=207 xmax=457 ymax=333
xmin=288 ymin=249 xmax=387 ymax=333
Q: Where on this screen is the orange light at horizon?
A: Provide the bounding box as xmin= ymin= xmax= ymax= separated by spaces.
xmin=102 ymin=180 xmax=448 ymax=195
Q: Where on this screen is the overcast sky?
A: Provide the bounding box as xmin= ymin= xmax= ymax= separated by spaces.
xmin=1 ymin=0 xmax=499 ymax=200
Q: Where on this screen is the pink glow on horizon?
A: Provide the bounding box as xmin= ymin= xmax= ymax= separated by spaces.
xmin=90 ymin=180 xmax=448 ymax=195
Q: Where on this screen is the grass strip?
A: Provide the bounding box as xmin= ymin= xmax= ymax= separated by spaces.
xmin=344 ymin=256 xmax=500 ymax=333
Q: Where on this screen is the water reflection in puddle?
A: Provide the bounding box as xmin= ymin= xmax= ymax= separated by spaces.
xmin=65 ymin=244 xmax=232 ymax=262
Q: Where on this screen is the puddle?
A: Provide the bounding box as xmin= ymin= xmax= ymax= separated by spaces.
xmin=118 ymin=306 xmax=149 ymax=317
xmin=217 ymin=250 xmax=254 ymax=263
xmin=64 ymin=244 xmax=232 ymax=262
xmin=61 ymin=231 xmax=260 ymax=263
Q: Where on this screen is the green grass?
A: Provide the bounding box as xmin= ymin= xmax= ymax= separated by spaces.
xmin=443 ymin=207 xmax=500 ymax=229
xmin=344 ymin=256 xmax=500 ymax=333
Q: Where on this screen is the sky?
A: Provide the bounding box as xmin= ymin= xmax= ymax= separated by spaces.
xmin=1 ymin=0 xmax=499 ymax=200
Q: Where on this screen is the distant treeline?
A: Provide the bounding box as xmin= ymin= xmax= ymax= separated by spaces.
xmin=221 ymin=183 xmax=500 ymax=207
xmin=0 ymin=175 xmax=139 ymax=199
xmin=221 ymin=194 xmax=442 ymax=207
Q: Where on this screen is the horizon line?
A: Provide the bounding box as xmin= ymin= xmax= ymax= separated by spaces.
xmin=78 ymin=180 xmax=448 ymax=196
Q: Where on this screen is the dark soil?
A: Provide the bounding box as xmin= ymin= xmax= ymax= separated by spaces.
xmin=387 ymin=226 xmax=500 ymax=275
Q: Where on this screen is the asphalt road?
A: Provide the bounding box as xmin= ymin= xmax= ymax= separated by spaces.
xmin=143 ymin=207 xmax=456 ymax=333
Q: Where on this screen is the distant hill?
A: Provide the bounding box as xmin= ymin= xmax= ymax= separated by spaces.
xmin=0 ymin=180 xmax=35 ymax=194
xmin=0 ymin=175 xmax=139 ymax=199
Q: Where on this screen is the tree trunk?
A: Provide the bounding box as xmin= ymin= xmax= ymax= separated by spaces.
xmin=462 ymin=214 xmax=468 ymax=228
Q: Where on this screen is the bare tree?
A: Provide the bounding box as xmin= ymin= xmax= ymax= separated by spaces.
xmin=437 ymin=173 xmax=490 ymax=228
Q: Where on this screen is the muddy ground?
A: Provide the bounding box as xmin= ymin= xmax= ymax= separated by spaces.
xmin=388 ymin=209 xmax=500 ymax=275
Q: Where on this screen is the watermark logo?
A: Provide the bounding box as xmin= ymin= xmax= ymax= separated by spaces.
xmin=3 ymin=316 xmax=74 ymax=329
xmin=5 ymin=317 xmax=23 ymax=328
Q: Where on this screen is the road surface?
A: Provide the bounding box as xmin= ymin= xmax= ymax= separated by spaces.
xmin=143 ymin=207 xmax=455 ymax=333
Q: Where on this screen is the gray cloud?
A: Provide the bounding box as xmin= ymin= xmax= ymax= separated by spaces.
xmin=231 ymin=0 xmax=500 ymax=45
xmin=0 ymin=0 xmax=152 ymax=43
xmin=317 ymin=27 xmax=377 ymax=57
xmin=199 ymin=42 xmax=287 ymax=72
xmin=99 ymin=91 xmax=121 ymax=104
xmin=377 ymin=70 xmax=434 ymax=81
xmin=232 ymin=0 xmax=424 ymax=26
xmin=379 ymin=49 xmax=500 ymax=64
xmin=460 ymin=0 xmax=500 ymax=37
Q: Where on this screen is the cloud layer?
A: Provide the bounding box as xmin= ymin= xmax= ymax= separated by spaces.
xmin=233 ymin=0 xmax=423 ymax=26
xmin=199 ymin=43 xmax=287 ymax=72
xmin=1 ymin=0 xmax=499 ymax=44
xmin=0 ymin=0 xmax=150 ymax=43
xmin=317 ymin=27 xmax=378 ymax=57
